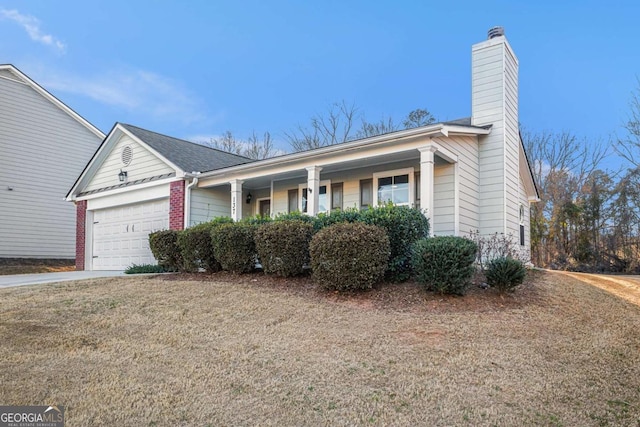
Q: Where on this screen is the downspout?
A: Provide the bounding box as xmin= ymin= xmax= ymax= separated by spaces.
xmin=184 ymin=173 xmax=200 ymax=229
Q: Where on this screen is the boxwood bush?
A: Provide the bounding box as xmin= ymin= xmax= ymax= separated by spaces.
xmin=361 ymin=204 xmax=430 ymax=282
xmin=485 ymin=257 xmax=526 ymax=293
xmin=211 ymin=222 xmax=257 ymax=273
xmin=255 ymin=220 xmax=314 ymax=277
xmin=412 ymin=236 xmax=478 ymax=295
xmin=178 ymin=217 xmax=233 ymax=272
xmin=148 ymin=229 xmax=182 ymax=271
xmin=310 ymin=222 xmax=390 ymax=291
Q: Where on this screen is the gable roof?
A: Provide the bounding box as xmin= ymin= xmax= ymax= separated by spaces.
xmin=0 ymin=64 xmax=104 ymax=139
xmin=120 ymin=124 xmax=252 ymax=173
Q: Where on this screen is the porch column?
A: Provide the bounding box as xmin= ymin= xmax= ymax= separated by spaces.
xmin=306 ymin=166 xmax=322 ymax=216
xmin=419 ymin=146 xmax=437 ymax=236
xmin=230 ymin=179 xmax=244 ymax=221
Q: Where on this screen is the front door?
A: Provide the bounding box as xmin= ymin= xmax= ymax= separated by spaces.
xmin=259 ymin=199 xmax=271 ymax=217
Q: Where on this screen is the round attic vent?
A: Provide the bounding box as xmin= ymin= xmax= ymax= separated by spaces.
xmin=121 ymin=145 xmax=133 ymax=166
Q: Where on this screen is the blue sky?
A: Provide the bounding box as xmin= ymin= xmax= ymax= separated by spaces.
xmin=1 ymin=0 xmax=639 ymax=159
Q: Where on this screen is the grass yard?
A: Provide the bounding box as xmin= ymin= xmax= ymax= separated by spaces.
xmin=1 ymin=271 xmax=639 ymax=426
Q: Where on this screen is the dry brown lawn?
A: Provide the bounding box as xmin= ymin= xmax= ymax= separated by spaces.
xmin=1 ymin=271 xmax=639 ymax=426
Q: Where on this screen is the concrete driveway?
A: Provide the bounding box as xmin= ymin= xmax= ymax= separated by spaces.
xmin=0 ymin=270 xmax=125 ymax=288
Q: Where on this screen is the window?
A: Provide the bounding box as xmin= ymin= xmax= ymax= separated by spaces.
xmin=372 ymin=168 xmax=414 ymax=207
xmin=299 ymin=180 xmax=331 ymax=214
xmin=331 ymin=183 xmax=343 ymax=210
xmin=519 ymin=204 xmax=525 ymax=246
xmin=414 ymin=172 xmax=421 ymax=210
xmin=288 ymin=189 xmax=298 ymax=213
xmin=360 ymin=179 xmax=373 ymax=210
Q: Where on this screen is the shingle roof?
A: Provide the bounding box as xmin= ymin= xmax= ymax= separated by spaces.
xmin=120 ymin=123 xmax=253 ymax=173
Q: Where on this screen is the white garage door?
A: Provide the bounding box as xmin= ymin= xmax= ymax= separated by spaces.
xmin=92 ymin=199 xmax=169 ymax=270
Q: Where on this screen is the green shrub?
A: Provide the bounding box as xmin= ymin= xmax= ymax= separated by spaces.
xmin=148 ymin=229 xmax=182 ymax=271
xmin=361 ymin=204 xmax=430 ymax=282
xmin=485 ymin=257 xmax=526 ymax=293
xmin=255 ymin=220 xmax=314 ymax=277
xmin=273 ymin=211 xmax=321 ymax=231
xmin=211 ymin=222 xmax=256 ymax=273
xmin=178 ymin=217 xmax=233 ymax=272
xmin=412 ymin=236 xmax=478 ymax=295
xmin=315 ymin=208 xmax=363 ymax=229
xmin=240 ymin=215 xmax=273 ymax=226
xmin=125 ymin=264 xmax=169 ymax=274
xmin=310 ymin=222 xmax=390 ymax=291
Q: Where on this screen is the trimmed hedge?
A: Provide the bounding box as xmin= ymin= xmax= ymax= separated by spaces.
xmin=178 ymin=217 xmax=233 ymax=272
xmin=211 ymin=222 xmax=257 ymax=273
xmin=485 ymin=257 xmax=526 ymax=293
xmin=310 ymin=222 xmax=390 ymax=291
xmin=412 ymin=236 xmax=478 ymax=295
xmin=255 ymin=220 xmax=314 ymax=277
xmin=149 ymin=229 xmax=182 ymax=271
xmin=361 ymin=204 xmax=430 ymax=282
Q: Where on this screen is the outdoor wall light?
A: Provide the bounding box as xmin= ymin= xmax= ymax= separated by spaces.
xmin=246 ymin=192 xmax=252 ymax=204
xmin=118 ymin=169 xmax=128 ymax=182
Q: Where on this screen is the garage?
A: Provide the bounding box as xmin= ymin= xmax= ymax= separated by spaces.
xmin=91 ymin=199 xmax=169 ymax=270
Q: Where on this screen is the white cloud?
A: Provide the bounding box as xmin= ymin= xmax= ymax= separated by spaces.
xmin=1 ymin=9 xmax=65 ymax=53
xmin=40 ymin=67 xmax=209 ymax=125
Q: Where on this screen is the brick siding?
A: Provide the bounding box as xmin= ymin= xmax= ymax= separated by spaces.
xmin=75 ymin=200 xmax=87 ymax=270
xmin=169 ymin=180 xmax=185 ymax=230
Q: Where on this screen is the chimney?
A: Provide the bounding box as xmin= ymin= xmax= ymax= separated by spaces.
xmin=471 ymin=27 xmax=520 ymax=236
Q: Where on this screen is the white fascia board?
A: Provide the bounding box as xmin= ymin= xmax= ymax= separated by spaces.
xmin=197 ymin=124 xmax=488 ymax=187
xmin=0 ymin=64 xmax=105 ymax=139
xmin=66 ymin=124 xmax=185 ymax=201
xmin=77 ymin=176 xmax=180 ymax=203
xmin=519 ymin=142 xmax=540 ymax=201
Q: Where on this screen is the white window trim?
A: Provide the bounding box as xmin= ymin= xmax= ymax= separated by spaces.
xmin=298 ymin=180 xmax=331 ymax=214
xmin=372 ymin=167 xmax=415 ymax=207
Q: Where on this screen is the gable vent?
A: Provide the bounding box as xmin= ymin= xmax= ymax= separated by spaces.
xmin=121 ymin=145 xmax=133 ymax=166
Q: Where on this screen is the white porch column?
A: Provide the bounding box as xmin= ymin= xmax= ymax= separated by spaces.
xmin=419 ymin=147 xmax=437 ymax=236
xmin=230 ymin=179 xmax=244 ymax=221
xmin=306 ymin=166 xmax=322 ymax=216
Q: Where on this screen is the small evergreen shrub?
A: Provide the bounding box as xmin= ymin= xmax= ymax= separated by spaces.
xmin=310 ymin=222 xmax=390 ymax=291
xmin=148 ymin=229 xmax=182 ymax=271
xmin=211 ymin=222 xmax=257 ymax=273
xmin=274 ymin=211 xmax=321 ymax=231
xmin=361 ymin=204 xmax=430 ymax=282
xmin=315 ymin=208 xmax=363 ymax=229
xmin=485 ymin=257 xmax=526 ymax=293
xmin=255 ymin=220 xmax=314 ymax=277
xmin=412 ymin=236 xmax=478 ymax=295
xmin=240 ymin=215 xmax=273 ymax=226
xmin=125 ymin=264 xmax=168 ymax=274
xmin=178 ymin=217 xmax=233 ymax=272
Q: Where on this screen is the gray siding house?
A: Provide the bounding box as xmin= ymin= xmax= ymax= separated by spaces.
xmin=0 ymin=64 xmax=104 ymax=259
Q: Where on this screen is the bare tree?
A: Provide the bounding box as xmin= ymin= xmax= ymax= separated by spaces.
xmin=357 ymin=116 xmax=399 ymax=138
xmin=208 ymin=131 xmax=244 ymax=156
xmin=206 ymin=130 xmax=280 ymax=160
xmin=284 ymin=101 xmax=358 ymax=152
xmin=403 ymin=108 xmax=436 ymax=129
xmin=615 ymin=78 xmax=640 ymax=166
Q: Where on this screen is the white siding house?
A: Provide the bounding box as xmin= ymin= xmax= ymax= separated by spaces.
xmin=67 ymin=28 xmax=539 ymax=271
xmin=0 ymin=65 xmax=104 ymax=259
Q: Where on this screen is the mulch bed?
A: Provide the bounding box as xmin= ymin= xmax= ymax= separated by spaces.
xmin=158 ymin=269 xmax=546 ymax=314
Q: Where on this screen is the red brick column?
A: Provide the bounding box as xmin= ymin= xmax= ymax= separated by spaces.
xmin=75 ymin=200 xmax=87 ymax=271
xmin=169 ymin=180 xmax=185 ymax=230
